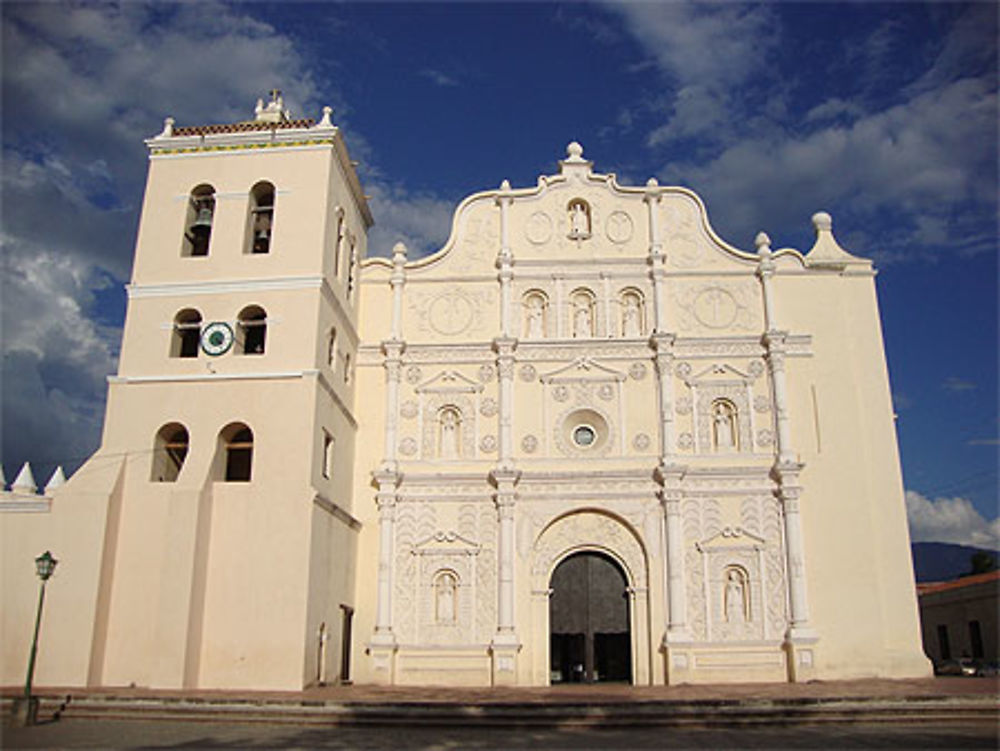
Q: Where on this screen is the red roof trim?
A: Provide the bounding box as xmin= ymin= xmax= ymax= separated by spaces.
xmin=172 ymin=119 xmax=316 ymax=136
xmin=917 ymin=569 xmax=1000 ymax=595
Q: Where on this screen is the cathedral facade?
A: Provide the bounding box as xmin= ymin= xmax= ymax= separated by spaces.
xmin=0 ymin=98 xmax=930 ymax=690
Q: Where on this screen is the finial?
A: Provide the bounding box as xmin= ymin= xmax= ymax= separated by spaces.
xmin=45 ymin=466 xmax=66 ymax=494
xmin=755 ymin=231 xmax=772 ymax=256
xmin=646 ymin=177 xmax=659 ymax=187
xmin=156 ymin=117 xmax=175 ymax=138
xmin=812 ymin=211 xmax=833 ymax=233
xmin=566 ymin=141 xmax=584 ymax=161
xmin=500 ymin=179 xmax=511 ymax=192
xmin=318 ymin=106 xmax=333 ymax=127
xmin=12 ymin=462 xmax=37 ymax=494
xmin=392 ymin=241 xmax=408 ymax=264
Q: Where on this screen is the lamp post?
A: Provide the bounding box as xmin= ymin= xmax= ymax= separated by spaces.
xmin=18 ymin=551 xmax=57 ymax=727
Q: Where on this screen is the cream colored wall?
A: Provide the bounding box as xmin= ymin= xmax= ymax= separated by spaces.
xmin=774 ymin=269 xmax=929 ymax=678
xmin=0 ymin=457 xmax=124 ymax=687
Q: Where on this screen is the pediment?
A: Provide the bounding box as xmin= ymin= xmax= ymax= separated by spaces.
xmin=696 ymin=526 xmax=766 ymax=552
xmin=411 ymin=530 xmax=481 ymax=556
xmin=415 ymin=370 xmax=483 ymax=394
xmin=684 ymin=362 xmax=755 ymax=385
xmin=539 ymin=357 xmax=627 ymax=384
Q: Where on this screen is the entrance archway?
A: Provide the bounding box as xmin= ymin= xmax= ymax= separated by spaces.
xmin=549 ymin=552 xmax=631 ymax=683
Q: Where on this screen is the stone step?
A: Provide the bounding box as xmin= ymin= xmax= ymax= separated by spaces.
xmin=4 ymin=694 xmax=997 ymax=728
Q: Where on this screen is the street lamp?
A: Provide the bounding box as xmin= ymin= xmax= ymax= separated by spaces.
xmin=17 ymin=551 xmax=58 ymax=727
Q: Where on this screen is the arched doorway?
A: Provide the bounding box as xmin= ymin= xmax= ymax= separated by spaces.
xmin=549 ymin=552 xmax=631 ymax=683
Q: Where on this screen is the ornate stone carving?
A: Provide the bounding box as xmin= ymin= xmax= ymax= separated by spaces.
xmin=409 ymin=289 xmax=494 ymax=338
xmin=478 ymin=364 xmax=496 ymax=383
xmin=605 ymin=210 xmax=634 ymax=244
xmin=678 ymin=432 xmax=694 ymax=450
xmin=748 ymin=360 xmax=765 ymax=377
xmin=531 ymin=511 xmax=647 ymax=589
xmin=525 ymin=211 xmax=553 ymax=244
xmin=406 ymin=365 xmax=423 ymax=384
xmin=632 ymin=433 xmax=651 ymax=451
xmin=422 ymin=394 xmax=476 ymax=458
xmin=598 ymin=383 xmax=614 ymax=401
xmin=521 ymin=434 xmax=539 ymax=454
xmin=400 ymin=400 xmax=419 ymax=419
xmin=479 ymin=397 xmax=498 ymax=417
xmin=753 ymin=394 xmax=771 ymax=413
xmin=675 ymin=396 xmax=693 ymax=415
xmin=480 ymin=435 xmax=498 ymax=453
xmin=519 ymin=364 xmax=537 ymax=382
xmin=553 ymin=385 xmax=569 ymax=402
xmin=756 ymin=429 xmax=774 ymax=447
xmin=675 ymin=361 xmax=692 ymax=379
xmin=676 ymin=282 xmax=758 ymax=332
xmin=399 ymin=437 xmax=417 ymax=456
xmin=629 ymin=362 xmax=648 ymax=380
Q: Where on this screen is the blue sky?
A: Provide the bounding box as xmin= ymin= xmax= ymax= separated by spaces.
xmin=2 ymin=1 xmax=997 ymax=547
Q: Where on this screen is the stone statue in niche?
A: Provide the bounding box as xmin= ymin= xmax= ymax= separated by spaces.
xmin=622 ymin=294 xmax=642 ymax=337
xmin=724 ymin=569 xmax=748 ymax=623
xmin=435 ymin=572 xmax=457 ymax=623
xmin=573 ymin=301 xmax=593 ymax=338
xmin=439 ymin=408 xmax=460 ymax=458
xmin=712 ymin=400 xmax=737 ymax=451
xmin=525 ymin=296 xmax=545 ymax=339
xmin=568 ymin=201 xmax=590 ymax=238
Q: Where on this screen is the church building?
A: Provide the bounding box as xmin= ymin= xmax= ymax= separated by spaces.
xmin=1 ymin=96 xmax=931 ymax=690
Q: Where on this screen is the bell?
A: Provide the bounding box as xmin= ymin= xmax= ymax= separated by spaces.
xmin=190 ymin=207 xmax=213 ymax=234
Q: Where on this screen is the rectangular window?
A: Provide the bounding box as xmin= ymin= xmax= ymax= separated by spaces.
xmin=937 ymin=624 xmax=951 ymax=660
xmin=969 ymin=620 xmax=984 ymax=659
xmin=322 ymin=432 xmax=335 ymax=479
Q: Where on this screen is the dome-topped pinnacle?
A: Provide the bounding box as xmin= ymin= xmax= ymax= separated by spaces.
xmin=812 ymin=211 xmax=833 ymax=232
xmin=565 ymin=141 xmax=585 ymax=162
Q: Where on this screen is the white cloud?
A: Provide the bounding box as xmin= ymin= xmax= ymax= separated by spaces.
xmin=420 ymin=69 xmax=459 ymax=87
xmin=1 ymin=2 xmax=330 ymax=473
xmin=656 ymin=76 xmax=997 ymax=255
xmin=906 ymin=490 xmax=1000 ymax=548
xmin=607 ymin=2 xmax=780 ymax=147
xmin=366 ymin=182 xmax=456 ymax=260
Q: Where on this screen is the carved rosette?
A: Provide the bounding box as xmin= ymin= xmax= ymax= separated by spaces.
xmin=521 ymin=434 xmax=539 ymax=454
xmin=629 ymin=362 xmax=648 ymax=380
xmin=479 ymin=397 xmax=498 ymax=417
xmin=519 ymin=364 xmax=537 ymax=382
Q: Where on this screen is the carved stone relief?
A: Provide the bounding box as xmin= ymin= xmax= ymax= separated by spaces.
xmin=661 ymin=196 xmax=712 ymax=269
xmin=408 ymin=288 xmax=495 ymax=338
xmin=519 ymin=364 xmax=537 ymax=382
xmin=629 ymin=362 xmax=648 ymax=380
xmin=400 ymin=400 xmax=419 ymax=419
xmin=421 ymin=393 xmax=476 ymax=459
xmin=676 ymin=282 xmax=758 ymax=332
xmin=531 ymin=510 xmax=647 ymax=589
xmin=479 ymin=397 xmax=498 ymax=417
xmin=521 ymin=434 xmax=539 ymax=454
xmin=605 ymin=211 xmax=634 ymax=244
xmin=525 ymin=211 xmax=553 ymax=245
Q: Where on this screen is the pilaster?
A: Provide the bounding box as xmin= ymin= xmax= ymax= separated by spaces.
xmin=489 ymin=465 xmax=521 ymax=684
xmin=369 ymin=467 xmax=400 ymax=683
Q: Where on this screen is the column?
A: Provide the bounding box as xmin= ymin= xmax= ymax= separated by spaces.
xmin=755 ymin=233 xmax=817 ymax=678
xmin=380 ymin=341 xmax=405 ymax=467
xmin=369 ymin=469 xmax=399 ymax=682
xmin=496 ymin=180 xmax=514 ymax=337
xmin=489 ymin=466 xmax=521 ymax=684
xmin=494 ymin=337 xmax=517 ymax=465
xmin=651 ymin=333 xmax=677 ymax=465
xmin=644 ymin=179 xmax=668 ymax=333
xmin=390 ymin=242 xmax=407 ymax=340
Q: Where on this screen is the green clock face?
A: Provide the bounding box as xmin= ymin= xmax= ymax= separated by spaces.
xmin=201 ymin=321 xmax=234 ymax=356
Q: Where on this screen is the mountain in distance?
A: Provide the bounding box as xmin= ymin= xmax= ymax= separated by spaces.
xmin=911 ymin=542 xmax=999 ymax=583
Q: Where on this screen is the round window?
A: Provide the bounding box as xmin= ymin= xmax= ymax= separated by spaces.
xmin=573 ymin=425 xmax=596 ymax=447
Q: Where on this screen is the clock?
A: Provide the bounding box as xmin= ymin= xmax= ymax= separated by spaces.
xmin=200 ymin=321 xmax=234 ymax=356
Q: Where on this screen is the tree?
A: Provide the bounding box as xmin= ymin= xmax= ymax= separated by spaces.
xmin=967 ymin=551 xmax=998 ymax=576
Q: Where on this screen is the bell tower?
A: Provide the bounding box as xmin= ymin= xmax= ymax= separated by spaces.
xmin=90 ymin=93 xmax=371 ymax=690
